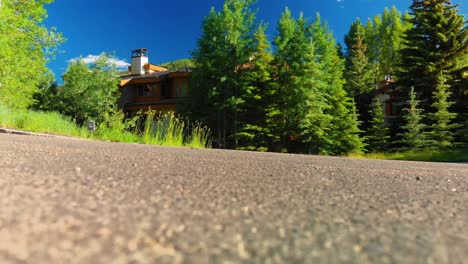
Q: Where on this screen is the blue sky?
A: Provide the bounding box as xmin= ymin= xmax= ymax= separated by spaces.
xmin=44 ymin=0 xmax=466 ymax=83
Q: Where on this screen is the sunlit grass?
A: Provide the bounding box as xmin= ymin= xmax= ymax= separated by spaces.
xmin=186 ymin=123 xmax=212 ymax=149
xmin=142 ymin=111 xmax=211 ymax=148
xmin=0 ymin=105 xmax=212 ymax=149
xmin=0 ymin=104 xmax=87 ymax=137
xmin=348 ymin=149 xmax=468 ymax=162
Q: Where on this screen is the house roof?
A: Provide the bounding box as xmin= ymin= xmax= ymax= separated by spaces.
xmin=120 ymin=67 xmax=193 ymax=86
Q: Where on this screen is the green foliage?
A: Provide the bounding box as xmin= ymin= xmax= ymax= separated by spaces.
xmin=327 ymin=97 xmax=364 ymax=155
xmin=0 ymin=0 xmax=63 ymax=109
xmin=142 ymin=111 xmax=211 ymax=148
xmin=0 ymin=104 xmax=87 ymax=137
xmin=187 ymin=0 xmax=257 ymax=149
xmin=33 ymin=81 xmax=61 ymax=111
xmin=344 ymin=18 xmax=376 ymax=134
xmin=399 ymin=0 xmax=467 ymax=104
xmin=398 ymin=87 xmax=430 ymax=150
xmin=143 ymin=111 xmax=184 ymax=146
xmin=161 ymin=59 xmax=195 ymax=70
xmin=378 ymin=7 xmax=411 ymax=77
xmin=350 ymin=149 xmax=468 ymax=163
xmin=0 ymin=103 xmax=211 ymax=148
xmin=234 ymin=24 xmax=274 ymax=151
xmin=58 ymin=53 xmax=120 ymax=125
xmin=188 ymin=3 xmax=363 ymax=155
xmin=364 ymin=7 xmax=411 ymax=83
xmin=366 ymin=98 xmax=390 ymax=152
xmin=187 ymin=123 xmax=213 ymax=149
xmin=344 ymin=19 xmax=374 ymax=98
xmin=306 ymin=14 xmax=364 ymax=155
xmin=273 ymin=10 xmax=330 ymax=153
xmin=93 ymin=109 xmax=140 ymax=142
xmin=428 ymin=72 xmax=460 ymax=149
xmin=271 ymin=11 xmax=363 ymax=155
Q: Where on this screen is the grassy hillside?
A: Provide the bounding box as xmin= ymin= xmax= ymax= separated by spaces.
xmin=161 ymin=59 xmax=195 ymax=70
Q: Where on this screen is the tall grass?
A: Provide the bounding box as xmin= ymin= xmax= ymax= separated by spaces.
xmin=186 ymin=123 xmax=212 ymax=148
xmin=141 ymin=111 xmax=211 ymax=148
xmin=0 ymin=104 xmax=87 ymax=137
xmin=0 ymin=104 xmax=212 ymax=149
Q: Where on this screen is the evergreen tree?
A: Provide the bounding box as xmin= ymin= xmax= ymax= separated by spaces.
xmin=399 ymin=0 xmax=467 ymax=106
xmin=271 ymin=8 xmax=304 ymax=152
xmin=309 ymin=14 xmax=363 ymax=155
xmin=187 ymin=0 xmax=256 ymax=148
xmin=344 ymin=19 xmax=374 ymax=99
xmin=398 ymin=87 xmax=430 ymax=150
xmin=326 ymin=92 xmax=364 ymax=155
xmin=234 ymin=24 xmax=274 ymax=151
xmin=366 ymin=98 xmax=390 ymax=152
xmin=346 ymin=8 xmax=410 ymax=137
xmin=429 ymin=72 xmax=460 ymax=149
xmin=272 ymin=10 xmax=363 ymax=155
xmin=295 ymin=15 xmax=332 ymax=154
xmin=184 ymin=8 xmax=223 ymax=145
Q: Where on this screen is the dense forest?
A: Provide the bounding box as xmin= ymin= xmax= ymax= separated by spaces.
xmin=0 ymin=0 xmax=467 ymax=156
xmin=184 ymin=0 xmax=467 ymax=154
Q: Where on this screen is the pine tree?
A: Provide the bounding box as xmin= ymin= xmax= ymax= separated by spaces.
xmin=269 ymin=9 xmax=364 ymax=155
xmin=272 ymin=8 xmax=306 ymax=152
xmin=366 ymin=98 xmax=390 ymax=152
xmin=234 ymin=24 xmax=274 ymax=151
xmin=183 ymin=8 xmax=223 ymax=143
xmin=309 ymin=14 xmax=363 ymax=155
xmin=326 ymin=92 xmax=364 ymax=155
xmin=399 ymin=0 xmax=467 ymax=107
xmin=346 ymin=9 xmax=410 ymax=138
xmin=295 ymin=15 xmax=332 ymax=154
xmin=399 ymin=87 xmax=430 ymax=150
xmin=429 ymin=72 xmax=460 ymax=149
xmin=344 ymin=19 xmax=374 ymax=99
xmin=187 ymin=0 xmax=257 ymax=149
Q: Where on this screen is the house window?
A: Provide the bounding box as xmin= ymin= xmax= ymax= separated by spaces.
xmin=385 ymin=100 xmax=392 ymax=115
xmin=181 ymin=82 xmax=188 ymax=97
xmin=137 ymin=84 xmax=153 ymax=97
xmin=161 ymin=83 xmax=171 ymax=98
xmin=175 ymin=81 xmax=188 ymax=97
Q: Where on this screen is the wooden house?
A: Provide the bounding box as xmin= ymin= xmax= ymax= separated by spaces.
xmin=118 ymin=49 xmax=191 ymax=115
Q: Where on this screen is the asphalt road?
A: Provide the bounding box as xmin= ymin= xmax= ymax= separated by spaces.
xmin=0 ymin=133 xmax=467 ymax=264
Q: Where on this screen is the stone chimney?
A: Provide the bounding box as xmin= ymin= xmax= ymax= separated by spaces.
xmin=130 ymin=48 xmax=148 ymax=75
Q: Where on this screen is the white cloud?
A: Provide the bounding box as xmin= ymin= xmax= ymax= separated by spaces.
xmin=69 ymin=54 xmax=130 ymax=70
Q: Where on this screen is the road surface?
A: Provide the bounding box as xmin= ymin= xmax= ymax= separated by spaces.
xmin=0 ymin=133 xmax=467 ymax=263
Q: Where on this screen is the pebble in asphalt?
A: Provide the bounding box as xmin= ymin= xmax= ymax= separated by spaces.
xmin=0 ymin=133 xmax=467 ymax=263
